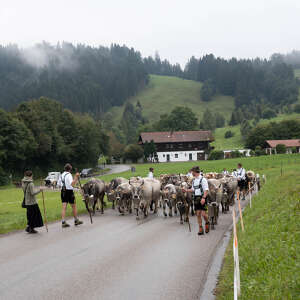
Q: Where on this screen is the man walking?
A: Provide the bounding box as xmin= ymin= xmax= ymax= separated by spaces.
xmin=58 ymin=163 xmax=83 ymax=228
xmin=183 ymin=166 xmax=209 ymax=235
xmin=236 ymin=163 xmax=246 ymax=200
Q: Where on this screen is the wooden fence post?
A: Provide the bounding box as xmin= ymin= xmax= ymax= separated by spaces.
xmin=232 ymin=207 xmax=241 ymax=299
xmin=237 ymin=191 xmax=244 ymax=231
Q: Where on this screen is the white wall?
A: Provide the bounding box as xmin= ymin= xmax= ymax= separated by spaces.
xmin=157 ymin=150 xmax=205 ymax=162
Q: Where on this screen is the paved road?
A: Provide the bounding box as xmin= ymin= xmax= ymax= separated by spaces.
xmin=103 ymin=164 xmax=131 ymax=175
xmin=0 ymin=197 xmax=250 ymax=300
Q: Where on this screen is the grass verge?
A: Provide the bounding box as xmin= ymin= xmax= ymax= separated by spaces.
xmin=215 ymin=164 xmax=300 ymax=299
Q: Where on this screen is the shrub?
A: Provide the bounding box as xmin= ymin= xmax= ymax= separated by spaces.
xmin=123 ymin=144 xmax=144 ymax=162
xmin=231 ymin=150 xmax=243 ymax=158
xmin=0 ymin=167 xmax=9 ymax=186
xmin=262 ymin=108 xmax=276 ymax=119
xmin=255 ymin=145 xmax=265 ymax=156
xmin=208 ymin=150 xmax=224 ymax=160
xmin=276 ymin=144 xmax=287 ymax=154
xmin=224 ymin=130 xmax=234 ymax=139
xmin=294 ymin=103 xmax=300 ymax=113
xmin=291 ymin=146 xmax=297 ymax=154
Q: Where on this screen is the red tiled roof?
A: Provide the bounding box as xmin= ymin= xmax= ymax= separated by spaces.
xmin=266 ymin=139 xmax=300 ymax=148
xmin=139 ymin=131 xmax=214 ymax=144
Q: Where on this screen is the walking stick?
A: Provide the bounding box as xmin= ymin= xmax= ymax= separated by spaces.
xmin=40 ymin=186 xmax=48 ymax=233
xmin=76 ymin=169 xmax=93 ymax=224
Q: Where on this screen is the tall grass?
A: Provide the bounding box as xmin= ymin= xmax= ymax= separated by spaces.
xmin=215 ymin=164 xmax=300 ymax=299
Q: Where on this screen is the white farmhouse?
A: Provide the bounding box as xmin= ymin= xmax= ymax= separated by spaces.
xmin=138 ymin=130 xmax=214 ymax=162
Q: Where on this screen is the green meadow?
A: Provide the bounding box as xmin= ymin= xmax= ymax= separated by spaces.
xmin=1 ymin=154 xmax=300 ymax=235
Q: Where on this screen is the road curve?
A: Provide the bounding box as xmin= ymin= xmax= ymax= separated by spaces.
xmin=0 ymin=199 xmax=249 ymax=300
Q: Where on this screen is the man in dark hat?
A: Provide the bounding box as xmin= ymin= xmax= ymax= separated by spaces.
xmin=183 ymin=166 xmax=210 ymax=235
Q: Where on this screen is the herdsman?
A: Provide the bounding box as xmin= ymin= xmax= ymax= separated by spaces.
xmin=148 ymin=167 xmax=154 ymax=179
xmin=58 ymin=163 xmax=83 ymax=227
xmin=183 ymin=166 xmax=209 ymax=235
xmin=222 ymin=168 xmax=229 ymax=175
xmin=236 ymin=163 xmax=246 ymax=200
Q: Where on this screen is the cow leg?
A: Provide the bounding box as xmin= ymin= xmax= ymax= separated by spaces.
xmin=163 ymin=201 xmax=167 ymax=217
xmin=136 ymin=208 xmax=140 ymax=220
xmin=168 ymin=201 xmax=173 ymax=217
xmin=100 ymin=193 xmax=105 ymax=214
xmin=92 ymin=201 xmax=97 ymax=215
xmin=112 ymin=199 xmax=115 ymax=210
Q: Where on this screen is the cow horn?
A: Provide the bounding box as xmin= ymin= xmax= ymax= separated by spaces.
xmin=141 ymin=180 xmax=144 ymax=186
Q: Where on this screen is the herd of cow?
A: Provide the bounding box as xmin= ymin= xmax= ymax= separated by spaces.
xmin=81 ymin=170 xmax=259 ymax=230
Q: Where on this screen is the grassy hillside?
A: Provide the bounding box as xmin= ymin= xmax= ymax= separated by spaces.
xmin=107 ymin=74 xmax=300 ymax=151
xmin=108 ymin=75 xmax=235 ymax=124
xmin=216 ymin=163 xmax=300 ymax=299
xmin=212 ymin=113 xmax=300 ymax=150
xmin=294 ymin=68 xmax=300 ymax=79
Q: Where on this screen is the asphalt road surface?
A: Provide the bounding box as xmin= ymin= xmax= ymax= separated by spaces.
xmin=0 ymin=198 xmax=250 ymax=300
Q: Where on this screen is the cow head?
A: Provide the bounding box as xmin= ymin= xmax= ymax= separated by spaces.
xmin=129 ymin=179 xmax=144 ymax=209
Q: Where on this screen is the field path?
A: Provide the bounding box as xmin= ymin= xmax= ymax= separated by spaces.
xmin=0 ymin=196 xmax=251 ymax=300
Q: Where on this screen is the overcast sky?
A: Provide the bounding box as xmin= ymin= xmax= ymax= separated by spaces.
xmin=1 ymin=0 xmax=300 ymax=65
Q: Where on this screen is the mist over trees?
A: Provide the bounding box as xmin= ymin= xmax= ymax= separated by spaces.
xmin=0 ymin=42 xmax=149 ymax=116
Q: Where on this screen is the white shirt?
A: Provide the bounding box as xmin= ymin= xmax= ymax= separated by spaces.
xmin=192 ymin=175 xmax=209 ymax=196
xmin=186 ymin=172 xmax=193 ymax=177
xmin=148 ymin=172 xmax=154 ymax=179
xmin=223 ymin=170 xmax=229 ymax=175
xmin=58 ymin=172 xmax=74 ymax=190
xmin=237 ymin=168 xmax=246 ymax=180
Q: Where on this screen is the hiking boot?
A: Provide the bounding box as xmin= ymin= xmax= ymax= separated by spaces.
xmin=205 ymin=222 xmax=210 ymax=233
xmin=28 ymin=228 xmax=38 ymax=234
xmin=74 ymin=219 xmax=83 ymax=226
xmin=25 ymin=226 xmax=30 ymax=233
xmin=198 ymin=226 xmax=204 ymax=235
xmin=62 ymin=221 xmax=70 ymax=228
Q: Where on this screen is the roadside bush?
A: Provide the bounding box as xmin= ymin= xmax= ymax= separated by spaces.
xmin=224 ymin=130 xmax=234 ymax=139
xmin=123 ymin=144 xmax=144 ymax=162
xmin=255 ymin=145 xmax=265 ymax=156
xmin=291 ymin=146 xmax=297 ymax=153
xmin=208 ymin=150 xmax=224 ymax=160
xmin=276 ymin=144 xmax=287 ymax=154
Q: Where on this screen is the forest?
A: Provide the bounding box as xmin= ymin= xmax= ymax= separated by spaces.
xmin=1 ymin=42 xmax=300 ymax=183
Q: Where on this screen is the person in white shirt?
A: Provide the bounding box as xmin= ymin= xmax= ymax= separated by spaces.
xmin=58 ymin=163 xmax=83 ymax=228
xmin=232 ymin=169 xmax=238 ymax=177
xmin=236 ymin=163 xmax=246 ymax=200
xmin=222 ymin=168 xmax=229 ymax=176
xmin=186 ymin=169 xmax=193 ymax=178
xmin=148 ymin=167 xmax=154 ymax=179
xmin=183 ymin=166 xmax=210 ymax=235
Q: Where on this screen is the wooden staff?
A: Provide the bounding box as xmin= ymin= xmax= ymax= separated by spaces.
xmin=237 ymin=190 xmax=244 ymax=231
xmin=41 ymin=187 xmax=48 ymax=232
xmin=248 ymin=182 xmax=252 ymax=208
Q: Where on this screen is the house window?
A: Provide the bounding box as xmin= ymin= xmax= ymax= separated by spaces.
xmin=188 ymin=143 xmax=192 ymax=148
xmin=170 ymin=144 xmax=173 ymax=149
xmin=163 ymin=154 xmax=165 ymax=157
xmin=175 ymin=154 xmax=178 ymax=158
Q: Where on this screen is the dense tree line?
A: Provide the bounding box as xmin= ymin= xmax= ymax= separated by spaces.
xmin=245 ymin=119 xmax=300 ymax=149
xmin=143 ymin=53 xmax=183 ymax=77
xmin=184 ymin=54 xmax=299 ymax=109
xmin=0 ymin=42 xmax=148 ymax=116
xmin=0 ymin=98 xmax=108 ymax=184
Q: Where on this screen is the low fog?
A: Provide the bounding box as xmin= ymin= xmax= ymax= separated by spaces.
xmin=1 ymin=0 xmax=300 ymax=65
